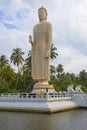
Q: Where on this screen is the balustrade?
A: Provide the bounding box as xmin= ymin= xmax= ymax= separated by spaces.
xmin=0 ymin=92 xmax=75 ymax=99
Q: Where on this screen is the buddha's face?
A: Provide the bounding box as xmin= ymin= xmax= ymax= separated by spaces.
xmin=38 ymin=9 xmax=47 ymax=22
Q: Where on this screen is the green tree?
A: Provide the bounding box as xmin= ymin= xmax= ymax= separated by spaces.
xmin=70 ymin=73 xmax=76 ymax=82
xmin=56 ymin=64 xmax=64 ymax=78
xmin=24 ymin=50 xmax=32 ymax=74
xmin=51 ymin=44 xmax=58 ymax=60
xmin=20 ymin=65 xmax=28 ymax=90
xmin=0 ymin=55 xmax=9 ymax=68
xmin=0 ymin=65 xmax=18 ymax=93
xmin=10 ymin=48 xmax=24 ymax=89
xmin=50 ymin=65 xmax=56 ymax=80
xmin=78 ymin=70 xmax=87 ymax=87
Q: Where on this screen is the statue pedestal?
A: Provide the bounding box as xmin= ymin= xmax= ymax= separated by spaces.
xmin=32 ymin=83 xmax=55 ymax=93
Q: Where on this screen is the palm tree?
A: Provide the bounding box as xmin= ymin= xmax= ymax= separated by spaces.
xmin=24 ymin=50 xmax=32 ymax=74
xmin=56 ymin=64 xmax=64 ymax=78
xmin=51 ymin=44 xmax=58 ymax=60
xmin=50 ymin=65 xmax=56 ymax=80
xmin=20 ymin=65 xmax=28 ymax=89
xmin=10 ymin=48 xmax=24 ymax=89
xmin=0 ymin=55 xmax=9 ymax=68
xmin=78 ymin=70 xmax=87 ymax=87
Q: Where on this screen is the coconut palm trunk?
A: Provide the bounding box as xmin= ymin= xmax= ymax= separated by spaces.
xmin=10 ymin=48 xmax=24 ymax=90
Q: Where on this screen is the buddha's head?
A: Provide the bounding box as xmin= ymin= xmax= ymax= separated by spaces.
xmin=38 ymin=6 xmax=48 ymax=22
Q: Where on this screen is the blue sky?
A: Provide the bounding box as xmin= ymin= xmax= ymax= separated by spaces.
xmin=0 ymin=0 xmax=87 ymax=74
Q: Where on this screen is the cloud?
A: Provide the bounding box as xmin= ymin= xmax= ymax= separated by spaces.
xmin=0 ymin=0 xmax=87 ymax=74
xmin=58 ymin=46 xmax=87 ymax=74
xmin=0 ymin=23 xmax=30 ymax=60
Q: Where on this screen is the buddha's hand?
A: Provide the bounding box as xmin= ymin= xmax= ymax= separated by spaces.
xmin=29 ymin=35 xmax=33 ymax=44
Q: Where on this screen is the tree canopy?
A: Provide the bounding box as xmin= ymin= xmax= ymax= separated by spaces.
xmin=0 ymin=46 xmax=87 ymax=93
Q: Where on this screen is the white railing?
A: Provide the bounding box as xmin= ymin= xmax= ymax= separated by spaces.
xmin=0 ymin=92 xmax=73 ymax=99
xmin=0 ymin=92 xmax=85 ymax=103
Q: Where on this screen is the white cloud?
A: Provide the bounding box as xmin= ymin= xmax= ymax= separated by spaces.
xmin=65 ymin=54 xmax=87 ymax=74
xmin=57 ymin=46 xmax=87 ymax=74
xmin=0 ymin=0 xmax=87 ymax=74
xmin=0 ymin=23 xmax=30 ymax=60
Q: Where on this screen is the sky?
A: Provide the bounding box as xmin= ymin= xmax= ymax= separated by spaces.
xmin=0 ymin=0 xmax=87 ymax=74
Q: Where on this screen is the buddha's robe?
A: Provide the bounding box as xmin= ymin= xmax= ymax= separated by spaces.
xmin=31 ymin=21 xmax=52 ymax=80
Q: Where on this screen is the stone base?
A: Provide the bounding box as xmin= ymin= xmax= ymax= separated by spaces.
xmin=32 ymin=83 xmax=55 ymax=93
xmin=0 ymin=98 xmax=79 ymax=114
